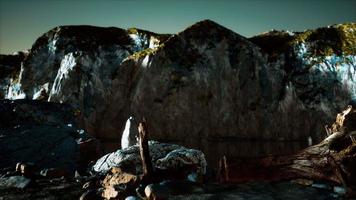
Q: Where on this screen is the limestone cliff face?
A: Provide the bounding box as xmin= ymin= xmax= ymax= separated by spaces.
xmin=1 ymin=21 xmax=355 ymax=160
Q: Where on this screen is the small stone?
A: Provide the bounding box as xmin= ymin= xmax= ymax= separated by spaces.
xmin=102 ymin=167 xmax=138 ymax=187
xmin=187 ymin=172 xmax=201 ymax=183
xmin=102 ymin=186 xmax=119 ymax=199
xmin=0 ymin=176 xmax=31 ymax=189
xmin=311 ymin=183 xmax=331 ymax=190
xmin=15 ymin=163 xmax=21 ymax=172
xmin=145 ymin=184 xmax=170 ymax=200
xmin=15 ymin=162 xmax=38 ymax=178
xmin=125 ymin=196 xmax=138 ymax=200
xmin=74 ymin=170 xmax=82 ymax=179
xmin=333 ymin=186 xmax=347 ymax=195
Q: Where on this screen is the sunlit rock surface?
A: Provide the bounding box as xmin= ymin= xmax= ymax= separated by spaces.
xmin=121 ymin=117 xmax=138 ymax=149
xmin=0 ymin=21 xmax=355 ymax=165
xmin=0 ymin=52 xmax=26 ymax=99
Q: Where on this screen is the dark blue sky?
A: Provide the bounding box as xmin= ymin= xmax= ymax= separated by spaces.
xmin=0 ymin=0 xmax=355 ymax=54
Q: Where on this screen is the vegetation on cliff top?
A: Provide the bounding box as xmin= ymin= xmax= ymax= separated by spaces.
xmin=250 ymin=23 xmax=356 ymax=59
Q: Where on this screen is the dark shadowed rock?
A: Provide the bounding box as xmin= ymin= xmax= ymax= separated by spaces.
xmin=39 ymin=168 xmax=71 ymax=178
xmin=15 ymin=162 xmax=38 ymax=178
xmin=79 ymin=189 xmax=101 ymax=200
xmin=0 ymin=99 xmax=93 ymax=171
xmin=0 ymin=176 xmax=31 ymax=189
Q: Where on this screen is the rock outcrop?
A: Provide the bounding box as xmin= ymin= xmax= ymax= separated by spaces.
xmin=93 ymin=140 xmax=206 ymax=176
xmin=0 ymin=99 xmax=95 ymax=171
xmin=1 ymin=21 xmax=355 ymax=164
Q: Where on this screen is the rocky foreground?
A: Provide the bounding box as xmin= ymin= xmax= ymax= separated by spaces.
xmin=0 ymin=99 xmax=355 ymax=199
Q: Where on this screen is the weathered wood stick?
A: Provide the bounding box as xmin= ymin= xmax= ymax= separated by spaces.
xmin=138 ymin=119 xmax=153 ymax=181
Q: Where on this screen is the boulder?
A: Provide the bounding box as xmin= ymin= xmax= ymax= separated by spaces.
xmin=0 ymin=99 xmax=92 ymax=171
xmin=92 ymin=141 xmax=207 ymax=176
xmin=0 ymin=125 xmax=81 ymax=171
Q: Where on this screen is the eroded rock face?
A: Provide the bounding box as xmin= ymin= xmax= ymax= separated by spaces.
xmin=93 ymin=141 xmax=207 ymax=175
xmin=2 ymin=21 xmax=355 ymax=163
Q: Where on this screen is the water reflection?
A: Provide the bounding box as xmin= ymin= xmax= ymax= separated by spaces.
xmin=102 ymin=138 xmax=310 ymax=170
xmin=201 ymin=138 xmax=309 ymax=168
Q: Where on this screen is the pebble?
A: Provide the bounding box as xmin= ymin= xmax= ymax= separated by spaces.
xmin=145 ymin=183 xmax=170 ymax=200
xmin=333 ymin=186 xmax=346 ymax=195
xmin=125 ymin=196 xmax=138 ymax=200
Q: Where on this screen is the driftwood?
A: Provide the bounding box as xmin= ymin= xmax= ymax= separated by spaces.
xmin=138 ymin=119 xmax=153 ymax=183
xmin=218 ymin=106 xmax=356 ymax=195
xmin=102 ymin=119 xmax=199 ymax=199
xmin=137 ymin=119 xmax=197 ymax=184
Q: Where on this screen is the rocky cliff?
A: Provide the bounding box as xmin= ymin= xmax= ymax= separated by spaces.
xmin=1 ymin=20 xmax=355 ymax=163
xmin=0 ymin=52 xmax=27 ymax=99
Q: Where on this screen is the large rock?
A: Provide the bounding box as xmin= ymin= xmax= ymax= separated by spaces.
xmin=0 ymin=99 xmax=92 ymax=171
xmin=92 ymin=141 xmax=207 ymax=176
xmin=2 ymin=20 xmax=355 ymax=164
xmin=4 ymin=26 xmax=170 ymax=142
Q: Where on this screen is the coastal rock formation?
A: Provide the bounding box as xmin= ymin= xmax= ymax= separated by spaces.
xmin=1 ymin=21 xmax=355 ymax=162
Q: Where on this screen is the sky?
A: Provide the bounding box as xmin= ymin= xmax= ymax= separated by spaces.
xmin=0 ymin=0 xmax=355 ymax=54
